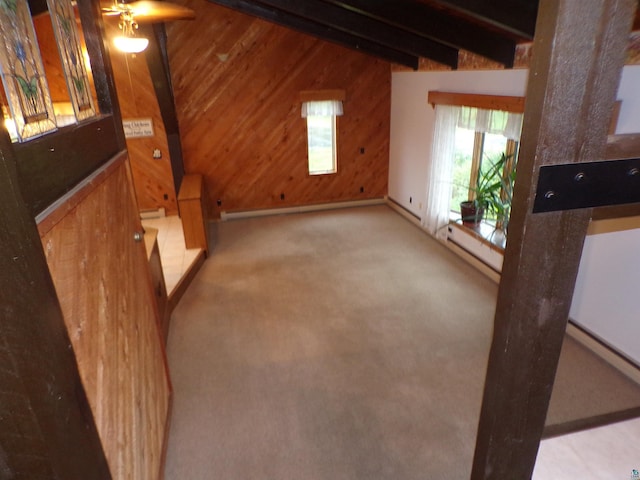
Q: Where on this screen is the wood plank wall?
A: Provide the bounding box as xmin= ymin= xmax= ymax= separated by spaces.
xmin=34 ymin=14 xmax=68 ymax=102
xmin=107 ymin=27 xmax=179 ymax=215
xmin=34 ymin=11 xmax=99 ymax=107
xmin=39 ymin=158 xmax=170 ymax=479
xmin=166 ymin=2 xmax=391 ymax=217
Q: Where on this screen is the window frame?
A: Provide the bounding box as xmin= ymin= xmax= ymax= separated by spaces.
xmin=300 ymin=90 xmax=345 ymax=177
xmin=306 ymin=113 xmax=338 ymax=176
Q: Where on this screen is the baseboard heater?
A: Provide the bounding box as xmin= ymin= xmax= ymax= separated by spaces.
xmin=446 ymin=223 xmax=504 ymax=276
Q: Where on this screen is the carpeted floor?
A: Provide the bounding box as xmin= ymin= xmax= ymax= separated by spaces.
xmin=165 ymin=205 xmax=640 ymax=479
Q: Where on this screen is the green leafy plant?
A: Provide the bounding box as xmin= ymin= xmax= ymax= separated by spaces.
xmin=460 ymin=152 xmax=515 ymax=231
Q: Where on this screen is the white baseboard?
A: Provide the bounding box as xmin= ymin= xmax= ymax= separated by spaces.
xmin=220 ymin=198 xmax=386 ymax=221
xmin=386 ymin=198 xmax=422 ymax=228
xmin=566 ymin=322 xmax=640 ymax=385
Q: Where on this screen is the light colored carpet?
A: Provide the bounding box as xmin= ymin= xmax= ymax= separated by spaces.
xmin=165 ymin=205 xmax=640 ymax=479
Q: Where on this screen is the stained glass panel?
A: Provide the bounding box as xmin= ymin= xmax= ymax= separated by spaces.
xmin=47 ymin=0 xmax=96 ymax=122
xmin=0 ymin=0 xmax=56 ymax=142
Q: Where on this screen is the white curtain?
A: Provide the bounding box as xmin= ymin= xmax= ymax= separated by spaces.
xmin=421 ymin=105 xmax=460 ymax=241
xmin=457 ymin=106 xmax=523 ymax=140
xmin=301 ymin=100 xmax=343 ymax=118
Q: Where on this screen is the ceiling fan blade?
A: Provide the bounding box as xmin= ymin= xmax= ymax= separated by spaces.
xmin=101 ymin=1 xmax=195 ymax=22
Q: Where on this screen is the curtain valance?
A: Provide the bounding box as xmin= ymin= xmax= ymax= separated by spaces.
xmin=457 ymin=106 xmax=523 ymax=141
xmin=301 ymin=100 xmax=344 ymax=118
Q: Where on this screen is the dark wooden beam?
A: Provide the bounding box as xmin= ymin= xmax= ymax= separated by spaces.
xmin=15 ymin=118 xmax=120 ymax=216
xmin=320 ymin=0 xmax=517 ymax=67
xmin=27 ymin=0 xmax=48 ymax=15
xmin=252 ymin=0 xmax=459 ymax=67
xmin=77 ymin=0 xmax=127 ymax=149
xmin=593 ymin=133 xmax=640 ymax=220
xmin=140 ymin=23 xmax=186 ymax=194
xmin=0 ymin=134 xmax=111 ymax=479
xmin=429 ymin=0 xmax=537 ymax=40
xmin=208 ymin=0 xmax=421 ymax=68
xmin=471 ymin=0 xmax=635 ymax=478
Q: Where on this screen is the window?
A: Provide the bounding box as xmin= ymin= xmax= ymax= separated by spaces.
xmin=306 ymin=113 xmax=337 ymax=175
xmin=301 ymin=98 xmax=343 ymax=175
xmin=422 ymin=94 xmax=523 ymax=240
xmin=450 ymin=107 xmax=521 ymax=225
xmin=451 ymin=130 xmax=518 ymax=219
xmin=0 ymin=0 xmax=98 ymax=142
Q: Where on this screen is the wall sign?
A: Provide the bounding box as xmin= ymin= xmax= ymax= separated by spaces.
xmin=123 ymin=118 xmax=154 ymax=138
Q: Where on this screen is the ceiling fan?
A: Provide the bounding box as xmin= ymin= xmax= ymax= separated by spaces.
xmin=102 ymin=0 xmax=195 ymax=53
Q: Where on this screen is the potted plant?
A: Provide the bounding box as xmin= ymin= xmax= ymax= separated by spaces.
xmin=460 ymin=152 xmax=515 ymax=230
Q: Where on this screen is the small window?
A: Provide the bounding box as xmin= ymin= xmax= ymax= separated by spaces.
xmin=301 ymin=99 xmax=342 ymax=175
xmin=307 ymin=113 xmax=337 ymax=175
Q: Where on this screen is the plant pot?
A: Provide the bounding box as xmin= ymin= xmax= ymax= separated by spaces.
xmin=460 ymin=201 xmax=484 ymax=227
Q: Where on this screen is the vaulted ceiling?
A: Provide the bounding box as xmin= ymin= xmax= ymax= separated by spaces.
xmin=206 ymin=0 xmax=539 ymax=69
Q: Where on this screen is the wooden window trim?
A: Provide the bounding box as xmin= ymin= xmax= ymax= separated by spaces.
xmin=467 ymin=131 xmax=484 ymax=201
xmin=428 ymin=91 xmax=525 ymax=113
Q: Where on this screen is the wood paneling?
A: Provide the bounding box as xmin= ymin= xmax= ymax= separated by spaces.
xmin=166 ymin=2 xmax=390 ymax=217
xmin=39 ymin=156 xmax=171 ymax=480
xmin=33 ymin=10 xmax=100 ymax=107
xmin=34 ymin=14 xmax=68 ymax=102
xmin=107 ymin=20 xmax=179 ymax=215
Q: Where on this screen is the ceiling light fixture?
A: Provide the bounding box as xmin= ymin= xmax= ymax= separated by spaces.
xmin=113 ymin=11 xmax=149 ymax=53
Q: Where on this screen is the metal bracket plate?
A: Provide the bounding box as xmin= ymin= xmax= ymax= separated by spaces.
xmin=533 ymin=158 xmax=640 ymax=213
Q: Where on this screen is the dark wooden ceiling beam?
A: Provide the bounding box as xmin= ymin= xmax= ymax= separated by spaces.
xmin=319 ymin=0 xmax=517 ymax=67
xmin=140 ymin=23 xmax=186 ymax=193
xmin=252 ymin=0 xmax=458 ymax=68
xmin=252 ymin=0 xmax=459 ymax=67
xmin=208 ymin=0 xmax=421 ymax=68
xmin=429 ymin=0 xmax=537 ymax=40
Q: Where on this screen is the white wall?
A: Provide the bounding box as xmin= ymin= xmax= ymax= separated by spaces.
xmin=571 ymin=218 xmax=640 ymax=365
xmin=613 ymin=65 xmax=640 ymax=133
xmin=573 ymin=66 xmax=640 ymax=366
xmin=389 ymin=66 xmax=640 ymax=365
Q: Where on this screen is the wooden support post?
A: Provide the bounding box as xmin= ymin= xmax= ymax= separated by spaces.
xmin=0 ymin=137 xmax=111 ymax=478
xmin=471 ymin=1 xmax=636 ymax=479
xmin=178 ymin=174 xmax=210 ymax=255
xmin=142 ymin=23 xmax=186 ymax=194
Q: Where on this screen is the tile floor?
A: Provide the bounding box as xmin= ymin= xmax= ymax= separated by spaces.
xmin=141 ymin=215 xmax=201 ymax=295
xmin=534 ymin=417 xmax=640 ymax=479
